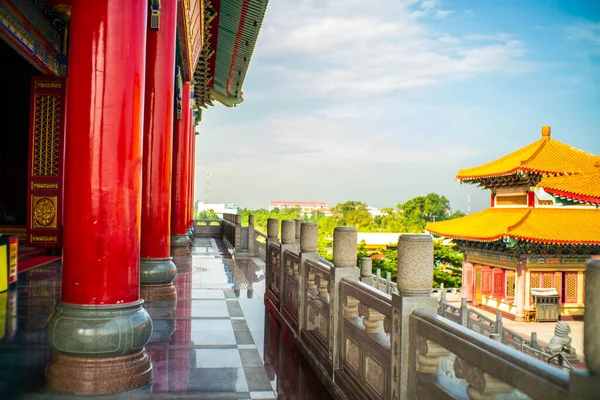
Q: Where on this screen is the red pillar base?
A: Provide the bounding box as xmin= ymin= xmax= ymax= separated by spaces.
xmin=141 ymin=283 xmax=177 ymax=302
xmin=46 ymin=350 xmax=152 ymax=395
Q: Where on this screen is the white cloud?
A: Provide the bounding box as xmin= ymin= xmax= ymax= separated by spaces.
xmin=254 ymin=0 xmax=530 ymax=100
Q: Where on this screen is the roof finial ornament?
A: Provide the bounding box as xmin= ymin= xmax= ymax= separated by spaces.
xmin=541 ymin=126 xmax=551 ymax=138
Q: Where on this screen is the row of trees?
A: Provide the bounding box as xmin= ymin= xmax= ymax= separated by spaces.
xmin=199 ymin=193 xmax=465 ymax=288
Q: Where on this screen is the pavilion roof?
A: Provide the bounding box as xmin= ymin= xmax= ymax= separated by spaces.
xmin=456 ymin=127 xmax=600 ymax=185
xmin=426 ymin=208 xmax=600 ymax=245
xmin=537 ymin=167 xmax=600 ymax=205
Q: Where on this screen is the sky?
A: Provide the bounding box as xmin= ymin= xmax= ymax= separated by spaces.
xmin=195 ymin=0 xmax=600 ymax=213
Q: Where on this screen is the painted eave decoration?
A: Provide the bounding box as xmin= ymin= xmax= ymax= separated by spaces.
xmin=196 ymin=0 xmax=268 ymax=108
xmin=178 ymin=0 xmax=204 ymax=81
xmin=426 ymin=207 xmax=600 ymax=246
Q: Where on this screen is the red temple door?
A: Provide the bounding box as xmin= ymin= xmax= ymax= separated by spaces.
xmin=26 ymin=77 xmax=67 ymax=248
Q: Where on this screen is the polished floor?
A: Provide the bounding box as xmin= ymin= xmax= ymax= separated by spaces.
xmin=0 ymin=238 xmax=331 ymax=399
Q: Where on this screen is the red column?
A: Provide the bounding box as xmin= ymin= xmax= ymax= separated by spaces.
xmin=171 ymin=83 xmax=192 ymax=250
xmin=188 ymin=110 xmax=196 ymax=228
xmin=140 ymin=0 xmax=178 ymax=300
xmin=62 ymin=0 xmax=147 ymax=305
xmin=46 ymin=0 xmax=152 ymax=394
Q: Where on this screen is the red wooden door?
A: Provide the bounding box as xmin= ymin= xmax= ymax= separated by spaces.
xmin=26 ymin=77 xmax=66 ymax=248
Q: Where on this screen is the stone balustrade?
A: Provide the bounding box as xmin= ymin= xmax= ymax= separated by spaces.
xmin=202 ymin=214 xmax=599 ymax=399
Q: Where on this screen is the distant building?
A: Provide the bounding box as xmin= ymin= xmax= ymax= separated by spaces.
xmin=269 ymin=201 xmax=328 ymax=214
xmin=196 ymin=202 xmax=238 ymax=218
xmin=356 ymin=232 xmax=402 ymax=251
xmin=366 ymin=206 xmax=382 ymax=217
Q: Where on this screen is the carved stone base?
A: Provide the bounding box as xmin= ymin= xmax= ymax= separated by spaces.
xmin=46 ymin=350 xmax=153 ymax=394
xmin=170 ymin=234 xmax=191 ymax=248
xmin=141 ymin=283 xmax=177 ymax=302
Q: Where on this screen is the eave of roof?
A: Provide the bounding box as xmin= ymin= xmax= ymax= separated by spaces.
xmin=426 ymin=207 xmax=600 ymax=245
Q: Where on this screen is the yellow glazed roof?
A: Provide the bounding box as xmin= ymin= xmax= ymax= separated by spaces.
xmin=426 ymin=208 xmax=600 ymax=245
xmin=538 ymin=167 xmax=600 ymax=204
xmin=456 ymin=127 xmax=600 ymax=181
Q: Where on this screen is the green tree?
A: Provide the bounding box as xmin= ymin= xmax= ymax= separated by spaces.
xmin=398 ymin=193 xmax=451 ymax=232
xmin=196 ymin=209 xmax=220 ymax=220
xmin=432 ymin=239 xmax=463 ymax=288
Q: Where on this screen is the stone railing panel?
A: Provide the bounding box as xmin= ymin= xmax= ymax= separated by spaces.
xmin=336 ymin=278 xmax=393 ymax=400
xmin=269 ymin=243 xmax=281 ymax=300
xmin=303 ymin=258 xmax=332 ymax=373
xmin=409 ymin=310 xmax=569 ymax=400
xmin=193 ymin=219 xmax=222 ymax=237
xmin=282 ymin=249 xmax=301 ymax=329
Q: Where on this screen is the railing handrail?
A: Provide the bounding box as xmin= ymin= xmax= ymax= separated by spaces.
xmin=468 ymin=307 xmax=495 ymax=325
xmin=411 ymin=309 xmax=569 ymax=399
xmin=255 ymin=229 xmax=267 ymax=239
xmin=306 ymin=258 xmax=331 ymax=275
xmin=283 ymin=249 xmax=300 ymax=263
xmin=341 ymin=277 xmax=392 ymax=317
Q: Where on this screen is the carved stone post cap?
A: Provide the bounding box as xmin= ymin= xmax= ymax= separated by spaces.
xmin=235 ymin=214 xmax=242 ymax=225
xmin=333 ymin=226 xmax=357 ymax=268
xmin=248 ymin=214 xmax=255 ymax=225
xmin=360 ymin=257 xmax=372 ymax=277
xmin=267 ymin=218 xmax=279 ymax=239
xmin=281 ymin=220 xmax=296 ymax=244
xmin=398 ymin=233 xmax=433 ymax=243
xmin=397 ymin=233 xmax=434 ymax=296
xmin=300 ymin=222 xmax=318 ymax=253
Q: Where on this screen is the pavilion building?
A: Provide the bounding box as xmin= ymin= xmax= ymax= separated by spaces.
xmin=426 ymin=126 xmax=600 ymax=322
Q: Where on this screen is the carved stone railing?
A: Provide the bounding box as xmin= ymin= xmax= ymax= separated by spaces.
xmin=282 ymin=249 xmax=301 ymax=328
xmin=303 ymin=257 xmax=333 ymax=372
xmin=255 ymin=230 xmax=267 ymax=261
xmin=250 ymin=217 xmax=599 ymax=399
xmin=337 ymin=278 xmax=394 ymax=399
xmin=268 ymin=243 xmax=281 ymax=302
xmin=193 ymin=219 xmax=223 ymax=237
xmin=409 ymin=309 xmax=570 ymax=400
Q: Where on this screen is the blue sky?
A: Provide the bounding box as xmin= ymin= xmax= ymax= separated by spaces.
xmin=195 ymin=0 xmax=600 ymax=213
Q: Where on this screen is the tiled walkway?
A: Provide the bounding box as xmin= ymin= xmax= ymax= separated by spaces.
xmin=0 ymin=238 xmax=331 ymax=399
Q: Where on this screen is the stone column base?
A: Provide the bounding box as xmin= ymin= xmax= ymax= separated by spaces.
xmin=172 ymin=254 xmax=192 ymax=273
xmin=46 ymin=349 xmax=152 ymax=395
xmin=141 ymin=283 xmax=177 ymax=302
xmin=46 ymin=300 xmax=153 ymax=394
xmin=140 ymin=258 xmax=177 ymax=302
xmin=187 ymin=228 xmax=194 ymax=242
xmin=171 ymin=234 xmax=191 ymax=248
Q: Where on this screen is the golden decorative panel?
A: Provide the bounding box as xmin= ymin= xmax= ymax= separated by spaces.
xmin=35 ymin=81 xmax=62 ymax=89
xmin=345 ymin=338 xmax=359 ymax=373
xmin=506 ymin=272 xmax=515 ymax=298
xmin=31 ymin=235 xmax=58 ymax=242
xmin=365 ymin=356 xmax=384 ymax=395
xmin=31 ymin=196 xmax=57 ymax=229
xmin=32 ymin=182 xmax=58 ymax=189
xmin=33 ymin=94 xmax=60 ymax=176
xmin=496 ymin=194 xmax=527 ymax=206
xmin=565 ymin=273 xmax=578 ymax=303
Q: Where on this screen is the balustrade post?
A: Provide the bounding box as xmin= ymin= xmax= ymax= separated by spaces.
xmin=360 ymin=257 xmax=373 ymax=286
xmin=330 ymin=227 xmax=361 ymax=371
xmin=569 ymin=257 xmax=600 ymax=398
xmin=298 ymin=223 xmax=319 ymax=337
xmin=248 ymin=214 xmax=255 ymax=255
xmin=439 ymin=289 xmax=447 ymax=316
xmin=495 ymin=312 xmax=504 ymax=337
xmin=279 ymin=220 xmax=296 ymax=307
xmin=265 ymin=218 xmax=279 ymax=302
xmin=391 ymin=234 xmax=437 ymax=400
xmin=530 ymin=332 xmax=538 ymax=349
xmin=234 ymin=214 xmax=242 ymax=250
xmin=460 ymin=297 xmax=468 ymax=327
